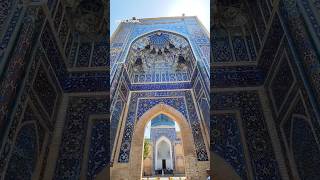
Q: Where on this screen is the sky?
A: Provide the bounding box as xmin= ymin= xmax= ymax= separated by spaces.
xmin=110 ymin=0 xmax=210 ymax=35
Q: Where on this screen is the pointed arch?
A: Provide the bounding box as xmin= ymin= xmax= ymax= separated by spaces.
xmin=124 ymin=103 xmax=208 ymax=179
xmin=155 ymin=136 xmax=173 ymax=170
xmin=122 ymin=29 xmax=200 ymax=66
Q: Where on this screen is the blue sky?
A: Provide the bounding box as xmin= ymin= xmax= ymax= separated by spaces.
xmin=110 ymin=0 xmax=210 ymax=35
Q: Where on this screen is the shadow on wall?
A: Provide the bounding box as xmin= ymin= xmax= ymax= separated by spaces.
xmin=96 ymin=165 xmax=110 ymax=180
xmin=210 ymin=152 xmax=241 ymax=180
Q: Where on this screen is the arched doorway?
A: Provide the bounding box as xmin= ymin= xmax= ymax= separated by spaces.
xmin=155 ymin=136 xmax=173 ymax=171
xmin=128 ymin=103 xmax=208 ymax=179
xmin=142 ymin=113 xmax=185 ymax=177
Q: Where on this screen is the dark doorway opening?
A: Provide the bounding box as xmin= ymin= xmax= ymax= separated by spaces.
xmin=162 ymin=159 xmax=166 ymax=169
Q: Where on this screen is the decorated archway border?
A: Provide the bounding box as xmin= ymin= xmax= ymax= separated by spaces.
xmin=52 ymin=96 xmax=109 ymax=180
xmin=127 ymin=103 xmax=208 ymax=179
xmin=118 ymin=90 xmax=209 ymax=163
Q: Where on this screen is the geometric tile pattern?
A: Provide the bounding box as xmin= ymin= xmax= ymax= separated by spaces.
xmin=212 ymin=113 xmax=248 ymax=179
xmin=33 ymin=64 xmax=58 ymax=117
xmin=87 ymin=118 xmax=109 ymax=180
xmin=118 ymin=90 xmax=209 ymax=163
xmin=54 ymin=96 xmax=108 ymax=180
xmin=270 ymin=53 xmax=294 ymax=110
xmin=212 ymin=91 xmax=281 ymax=179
